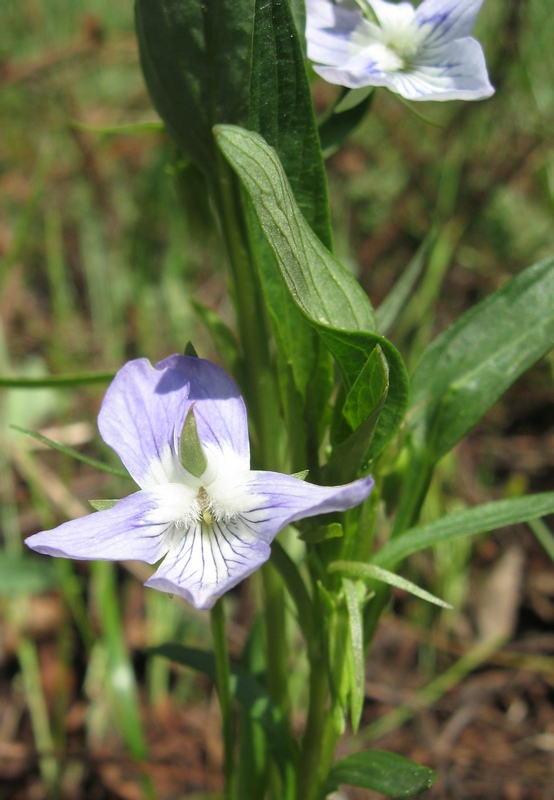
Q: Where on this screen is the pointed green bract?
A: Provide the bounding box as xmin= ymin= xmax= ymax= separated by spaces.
xmin=179 ymin=405 xmax=208 ymax=478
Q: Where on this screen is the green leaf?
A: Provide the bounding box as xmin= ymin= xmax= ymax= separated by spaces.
xmin=342 ymin=578 xmax=365 ymax=733
xmin=324 ymin=346 xmax=389 ymax=482
xmin=326 ymin=750 xmax=436 ymax=798
xmin=216 ymin=126 xmax=374 ymax=332
xmin=318 ymin=89 xmax=374 ymax=157
xmin=0 ymin=553 xmax=59 ymax=595
xmin=376 ymin=235 xmax=432 ymax=335
xmin=409 ymin=257 xmax=554 ymax=461
xmin=373 ymin=492 xmax=554 ymax=570
xmin=135 ymin=0 xmax=255 ymax=174
xmin=150 ymin=644 xmax=297 ymax=765
xmin=299 ymin=521 xmax=343 ymax=544
xmin=250 ymin=0 xmax=332 ymax=248
xmin=330 ymin=561 xmax=452 ymax=609
xmin=215 ymin=125 xmax=409 ymax=462
xmin=11 ymin=425 xmax=130 ymax=479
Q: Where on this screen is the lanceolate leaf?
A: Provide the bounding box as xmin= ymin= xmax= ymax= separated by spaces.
xmin=342 ymin=578 xmax=365 ymax=733
xmin=250 ymin=0 xmax=332 ymax=247
xmin=330 ymin=561 xmax=452 ymax=609
xmin=135 ymin=0 xmax=255 ymax=173
xmin=326 ymin=750 xmax=436 ymax=797
xmin=373 ymin=492 xmax=554 ymax=570
xmin=215 ymin=125 xmax=409 ymax=460
xmin=409 ymin=257 xmax=554 ymax=461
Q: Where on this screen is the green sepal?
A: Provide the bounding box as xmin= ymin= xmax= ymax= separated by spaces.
xmin=179 ymin=404 xmax=208 ymax=478
xmin=299 ymin=522 xmax=343 ymax=544
xmin=90 ymin=499 xmax=119 ymax=511
xmin=184 ymin=341 xmax=199 ymax=358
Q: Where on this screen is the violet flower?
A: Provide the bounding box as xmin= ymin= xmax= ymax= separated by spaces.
xmin=306 ymin=0 xmax=494 ymax=101
xmin=26 ymin=355 xmax=374 ymax=610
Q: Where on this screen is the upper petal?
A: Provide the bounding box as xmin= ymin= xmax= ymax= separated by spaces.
xmin=98 ymin=356 xmax=249 ymax=489
xmin=306 ymin=0 xmax=362 ymax=67
xmin=414 ymin=0 xmax=486 ymax=45
xmin=239 ymin=472 xmax=375 ymax=542
xmin=25 ymin=489 xmax=177 ymax=563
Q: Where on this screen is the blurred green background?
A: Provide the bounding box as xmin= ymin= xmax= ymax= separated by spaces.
xmin=1 ymin=0 xmax=553 ymax=798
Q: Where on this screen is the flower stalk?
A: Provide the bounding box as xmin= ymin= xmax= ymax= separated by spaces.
xmin=210 ymin=599 xmax=237 ymax=800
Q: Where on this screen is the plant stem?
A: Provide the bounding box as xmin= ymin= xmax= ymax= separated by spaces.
xmin=210 ymin=599 xmax=236 ymax=800
xmin=211 ymin=159 xmax=291 ymax=720
xmin=296 ymin=650 xmax=340 ymax=800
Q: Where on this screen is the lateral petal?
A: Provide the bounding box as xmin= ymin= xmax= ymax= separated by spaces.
xmin=25 ymin=490 xmax=175 ymax=563
xmin=239 ymin=472 xmax=375 ymax=542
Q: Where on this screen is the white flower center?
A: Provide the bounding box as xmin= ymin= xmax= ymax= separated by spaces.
xmin=354 ymin=1 xmax=427 ymax=73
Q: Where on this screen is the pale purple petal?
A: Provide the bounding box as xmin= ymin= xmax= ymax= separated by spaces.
xmin=305 ymin=0 xmax=493 ymax=101
xmin=240 ymin=472 xmax=375 ymax=542
xmin=415 ymin=0 xmax=485 ymax=45
xmin=145 ymin=519 xmax=271 ymax=610
xmin=394 ymin=38 xmax=494 ymax=100
xmin=313 ymin=61 xmax=389 ymax=90
xmin=98 ymin=356 xmax=249 ymax=489
xmin=25 ymin=490 xmax=174 ymax=563
xmin=306 ymin=0 xmax=362 ymax=66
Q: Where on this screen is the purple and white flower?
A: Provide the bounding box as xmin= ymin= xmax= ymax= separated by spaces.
xmin=306 ymin=0 xmax=494 ymax=101
xmin=26 ymin=355 xmax=374 ymax=610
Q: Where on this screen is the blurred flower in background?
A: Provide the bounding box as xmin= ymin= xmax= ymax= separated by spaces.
xmin=305 ymin=0 xmax=494 ymax=101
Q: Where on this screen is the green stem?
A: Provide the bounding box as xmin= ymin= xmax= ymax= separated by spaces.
xmin=296 ymin=651 xmax=340 ymax=800
xmin=261 ymin=562 xmax=291 ymax=717
xmin=364 ymin=450 xmax=434 ymax=647
xmin=210 ymin=158 xmax=279 ymax=469
xmin=210 ymin=159 xmax=291 ymax=721
xmin=211 ymin=599 xmax=236 ymax=800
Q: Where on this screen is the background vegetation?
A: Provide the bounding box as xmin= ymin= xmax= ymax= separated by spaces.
xmin=1 ymin=0 xmax=553 ymax=797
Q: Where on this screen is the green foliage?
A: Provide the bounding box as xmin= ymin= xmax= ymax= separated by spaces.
xmin=0 ymin=553 xmax=59 ymax=595
xmin=326 ymin=750 xmax=436 ymax=797
xmin=330 ymin=561 xmax=452 ymax=609
xmin=135 ymin=0 xmax=255 ymax=174
xmin=215 ymin=125 xmax=409 ymax=467
xmin=374 ymin=492 xmax=554 ymax=569
xmin=150 ymin=643 xmax=297 ymax=769
xmin=409 ymin=256 xmax=554 ymax=462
